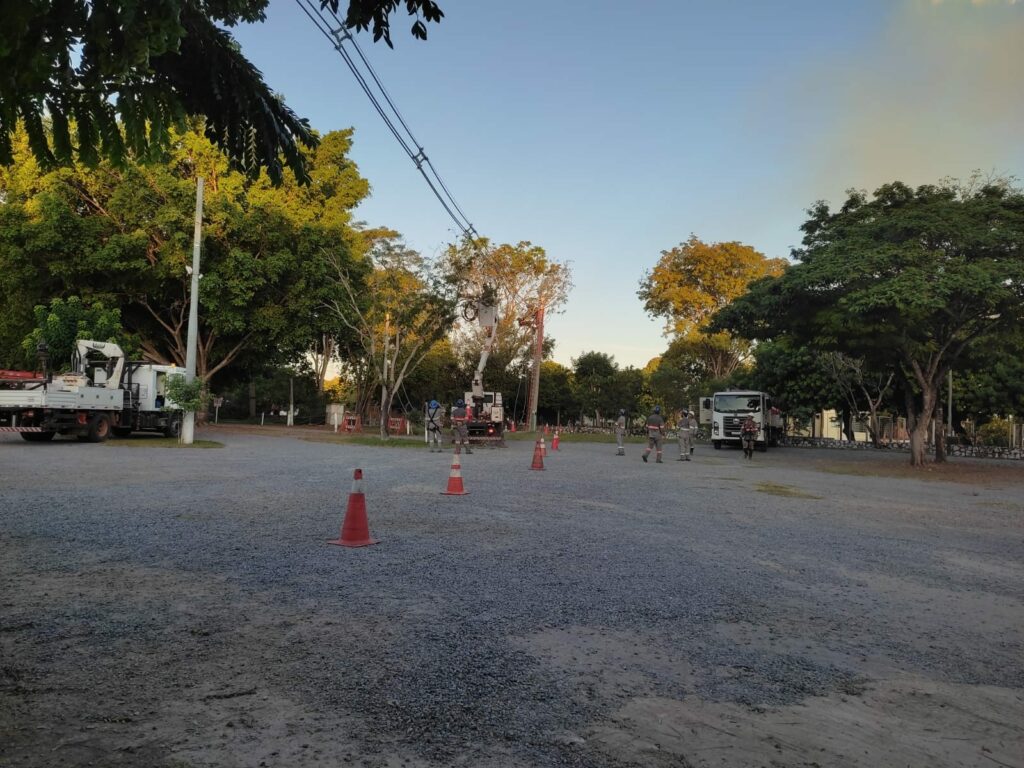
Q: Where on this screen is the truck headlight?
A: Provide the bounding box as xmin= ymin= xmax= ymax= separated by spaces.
xmin=713 ymin=423 xmax=719 ymax=434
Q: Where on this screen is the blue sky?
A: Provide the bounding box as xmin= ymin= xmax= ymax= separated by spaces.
xmin=233 ymin=0 xmax=1024 ymax=368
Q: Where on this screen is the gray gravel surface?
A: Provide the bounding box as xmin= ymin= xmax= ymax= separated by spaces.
xmin=1 ymin=429 xmax=1022 ymax=767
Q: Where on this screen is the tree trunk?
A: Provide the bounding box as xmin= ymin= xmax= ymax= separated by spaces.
xmin=867 ymin=406 xmax=882 ymax=448
xmin=248 ymin=378 xmax=257 ymax=419
xmin=379 ymin=384 xmax=393 ymax=439
xmin=934 ymin=397 xmax=947 ymax=463
xmin=908 ymin=382 xmax=937 ymax=467
xmin=841 ymin=407 xmax=854 ymax=441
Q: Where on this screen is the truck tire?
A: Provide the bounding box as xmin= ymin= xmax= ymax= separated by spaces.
xmin=712 ymin=440 xmax=721 ymax=450
xmin=163 ymin=417 xmax=182 ymax=439
xmin=20 ymin=431 xmax=56 ymax=442
xmin=85 ymin=414 xmax=111 ymax=443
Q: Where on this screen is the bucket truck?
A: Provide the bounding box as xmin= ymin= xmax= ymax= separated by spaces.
xmin=462 ymin=287 xmax=505 ymax=445
xmin=0 ymin=340 xmax=184 ymax=442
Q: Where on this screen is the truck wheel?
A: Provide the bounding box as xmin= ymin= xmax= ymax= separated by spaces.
xmin=21 ymin=431 xmax=56 ymax=442
xmin=85 ymin=414 xmax=111 ymax=443
xmin=712 ymin=441 xmax=721 ymax=450
xmin=163 ymin=417 xmax=182 ymax=439
xmin=112 ymin=427 xmax=132 ymax=438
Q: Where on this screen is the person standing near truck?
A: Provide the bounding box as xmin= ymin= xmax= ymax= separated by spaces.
xmin=676 ymin=409 xmax=696 ymax=461
xmin=615 ymin=409 xmax=627 ymax=456
xmin=740 ymin=414 xmax=758 ymax=459
xmin=451 ymin=398 xmax=473 ymax=454
xmin=642 ymin=406 xmax=665 ymax=464
xmin=426 ymin=399 xmax=444 ymax=452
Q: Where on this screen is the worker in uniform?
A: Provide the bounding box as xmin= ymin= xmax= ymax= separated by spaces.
xmin=451 ymin=398 xmax=473 ymax=454
xmin=677 ymin=408 xmax=696 ymax=461
xmin=740 ymin=414 xmax=758 ymax=459
xmin=615 ymin=409 xmax=627 ymax=456
xmin=426 ymin=399 xmax=444 ymax=452
xmin=641 ymin=405 xmax=665 ymax=463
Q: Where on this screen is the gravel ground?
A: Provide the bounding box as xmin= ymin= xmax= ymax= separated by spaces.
xmin=1 ymin=429 xmax=1022 ymax=767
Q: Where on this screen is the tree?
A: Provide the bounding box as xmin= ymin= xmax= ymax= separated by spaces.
xmin=638 ymin=235 xmax=786 ymax=379
xmin=638 ymin=235 xmax=787 ymax=338
xmin=444 ymin=237 xmax=572 ymax=380
xmin=1 ymin=1 xmax=444 ymax=183
xmin=22 ymin=297 xmax=136 ymax=371
xmin=713 ymin=180 xmax=1024 ymax=466
xmin=0 ymin=122 xmax=370 ymax=382
xmin=820 ymin=353 xmax=894 ymax=447
xmin=325 ymin=237 xmax=462 ymax=438
xmin=536 ymin=360 xmax=576 ymax=426
xmin=572 ymin=351 xmax=619 ymax=423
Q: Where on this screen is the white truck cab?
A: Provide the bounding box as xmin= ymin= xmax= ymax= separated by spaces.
xmin=706 ymin=390 xmax=783 ymax=451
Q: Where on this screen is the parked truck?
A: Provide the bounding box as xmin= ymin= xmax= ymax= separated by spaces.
xmin=0 ymin=340 xmax=184 ymax=443
xmin=461 ymin=286 xmax=505 ymax=445
xmin=703 ymin=390 xmax=783 ymax=451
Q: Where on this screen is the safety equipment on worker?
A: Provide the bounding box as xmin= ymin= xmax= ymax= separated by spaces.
xmin=619 ymin=409 xmax=625 ymax=416
xmin=429 ymin=399 xmax=439 ymax=409
xmin=653 ymin=406 xmax=661 ymax=414
xmin=456 ymin=399 xmax=465 ymax=407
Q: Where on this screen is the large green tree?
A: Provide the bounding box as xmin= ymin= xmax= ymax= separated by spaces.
xmin=713 ymin=180 xmax=1024 ymax=466
xmin=1 ymin=1 xmax=444 ymax=182
xmin=0 ymin=122 xmax=369 ymax=379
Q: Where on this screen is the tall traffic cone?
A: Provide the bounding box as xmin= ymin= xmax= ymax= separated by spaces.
xmin=552 ymin=430 xmax=560 ymax=451
xmin=530 ymin=437 xmax=545 ymax=470
xmin=328 ymin=469 xmax=380 ymax=548
xmin=441 ymin=451 xmax=469 ymax=496
xmin=544 ymin=424 xmax=550 ymax=436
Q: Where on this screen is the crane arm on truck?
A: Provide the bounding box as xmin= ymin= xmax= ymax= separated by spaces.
xmin=470 ymin=292 xmax=498 ymax=404
xmin=72 ymin=340 xmax=126 ymax=389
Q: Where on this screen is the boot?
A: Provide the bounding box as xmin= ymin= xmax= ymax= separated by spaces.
xmin=642 ymin=453 xmax=648 ymax=463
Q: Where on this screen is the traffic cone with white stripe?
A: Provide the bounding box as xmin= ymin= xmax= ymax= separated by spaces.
xmin=541 ymin=435 xmax=547 ymax=457
xmin=328 ymin=468 xmax=380 ymax=547
xmin=552 ymin=430 xmax=560 ymax=451
xmin=441 ymin=450 xmax=469 ymax=496
xmin=530 ymin=437 xmax=545 ymax=471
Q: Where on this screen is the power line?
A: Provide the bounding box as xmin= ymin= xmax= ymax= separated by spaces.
xmin=292 ymin=0 xmax=479 ymax=242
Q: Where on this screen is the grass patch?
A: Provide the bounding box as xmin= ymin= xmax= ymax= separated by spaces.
xmin=105 ymin=438 xmax=224 ymax=449
xmin=755 ymin=481 xmax=822 ymax=499
xmin=814 ymin=459 xmax=1024 ymax=486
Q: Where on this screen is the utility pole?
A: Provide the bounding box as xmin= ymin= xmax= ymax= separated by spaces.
xmin=526 ymin=303 xmax=544 ymax=432
xmin=182 ymin=177 xmax=204 ymax=445
xmin=947 ymin=370 xmax=953 ymax=437
xmin=287 ymin=376 xmax=294 ymax=427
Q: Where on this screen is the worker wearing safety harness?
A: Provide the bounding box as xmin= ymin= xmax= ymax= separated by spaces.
xmin=426 ymin=399 xmax=444 ymax=452
xmin=451 ymin=399 xmax=473 ymax=454
xmin=642 ymin=406 xmax=665 ymax=464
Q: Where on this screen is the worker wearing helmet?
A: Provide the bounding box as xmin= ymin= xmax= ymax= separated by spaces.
xmin=740 ymin=414 xmax=758 ymax=459
xmin=426 ymin=399 xmax=444 ymax=452
xmin=451 ymin=398 xmax=473 ymax=454
xmin=676 ymin=408 xmax=697 ymax=461
xmin=615 ymin=409 xmax=627 ymax=456
xmin=641 ymin=405 xmax=665 ymax=463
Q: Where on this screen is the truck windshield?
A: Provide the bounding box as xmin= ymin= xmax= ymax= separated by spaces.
xmin=714 ymin=394 xmax=762 ymax=413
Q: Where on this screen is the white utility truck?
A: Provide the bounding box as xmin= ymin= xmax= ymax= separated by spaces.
xmin=0 ymin=340 xmax=184 ymax=442
xmin=704 ymin=390 xmax=783 ymax=451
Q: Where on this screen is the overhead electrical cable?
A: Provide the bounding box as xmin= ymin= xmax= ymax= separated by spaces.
xmin=292 ymin=0 xmax=479 ymax=241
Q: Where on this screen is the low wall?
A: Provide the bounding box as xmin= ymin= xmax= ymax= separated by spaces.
xmin=777 ymin=436 xmax=1023 ymax=460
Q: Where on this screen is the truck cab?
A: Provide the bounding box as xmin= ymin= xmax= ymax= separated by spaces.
xmin=707 ymin=390 xmax=783 ymax=451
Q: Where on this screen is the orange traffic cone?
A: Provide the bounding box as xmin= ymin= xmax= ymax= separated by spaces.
xmin=541 ymin=436 xmax=547 ymax=457
xmin=552 ymin=430 xmax=560 ymax=451
xmin=328 ymin=468 xmax=380 ymax=548
xmin=441 ymin=452 xmax=469 ymax=496
xmin=544 ymin=424 xmax=550 ymax=436
xmin=530 ymin=437 xmax=545 ymax=470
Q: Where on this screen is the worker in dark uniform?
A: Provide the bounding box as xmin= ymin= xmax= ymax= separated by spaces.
xmin=740 ymin=414 xmax=758 ymax=459
xmin=426 ymin=399 xmax=444 ymax=452
xmin=642 ymin=405 xmax=665 ymax=463
xmin=451 ymin=398 xmax=472 ymax=454
xmin=615 ymin=409 xmax=627 ymax=456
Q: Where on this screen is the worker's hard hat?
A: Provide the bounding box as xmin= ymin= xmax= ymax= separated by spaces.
xmin=653 ymin=405 xmax=661 ymax=414
xmin=619 ymin=409 xmax=625 ymax=416
xmin=429 ymin=399 xmax=439 ymax=409
xmin=456 ymin=399 xmax=465 ymax=407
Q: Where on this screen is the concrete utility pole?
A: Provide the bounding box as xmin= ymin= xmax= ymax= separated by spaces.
xmin=182 ymin=177 xmax=204 ymax=445
xmin=526 ymin=303 xmax=544 ymax=432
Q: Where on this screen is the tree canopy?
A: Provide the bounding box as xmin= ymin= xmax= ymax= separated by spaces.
xmin=0 ymin=1 xmax=445 ymax=183
xmin=712 ymin=179 xmax=1024 ymax=465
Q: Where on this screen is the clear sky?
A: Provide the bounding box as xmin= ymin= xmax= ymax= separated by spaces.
xmin=233 ymin=0 xmax=1024 ymax=369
